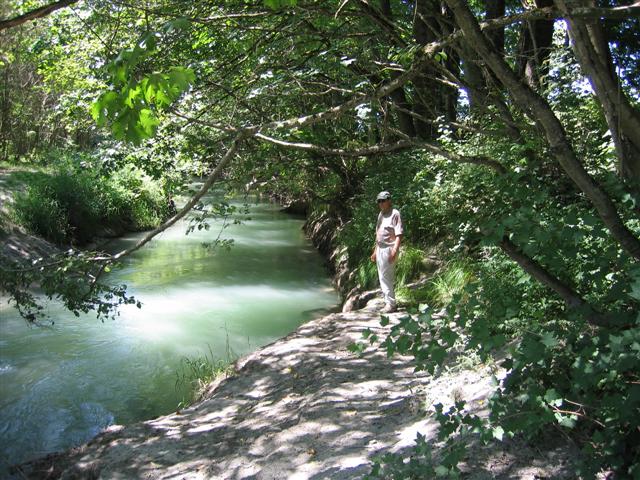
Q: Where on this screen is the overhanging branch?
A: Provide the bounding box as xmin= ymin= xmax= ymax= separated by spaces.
xmin=93 ymin=134 xmax=245 ymax=263
xmin=499 ymin=236 xmax=615 ymax=327
xmin=0 ymin=0 xmax=79 ymax=31
xmin=254 ymin=133 xmax=507 ymax=173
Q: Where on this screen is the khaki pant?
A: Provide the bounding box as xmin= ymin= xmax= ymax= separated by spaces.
xmin=376 ymin=245 xmax=396 ymax=307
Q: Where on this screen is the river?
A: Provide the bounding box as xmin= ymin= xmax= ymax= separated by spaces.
xmin=0 ymin=195 xmax=338 ymax=470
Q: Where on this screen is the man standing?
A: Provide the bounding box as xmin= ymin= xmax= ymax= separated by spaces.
xmin=370 ymin=191 xmax=403 ymax=313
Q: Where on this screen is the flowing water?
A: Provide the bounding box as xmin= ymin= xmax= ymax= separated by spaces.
xmin=0 ymin=195 xmax=338 ymax=469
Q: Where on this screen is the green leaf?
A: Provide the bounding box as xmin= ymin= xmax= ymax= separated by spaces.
xmin=91 ymin=91 xmax=121 ymax=124
xmin=140 ymin=31 xmax=157 ymax=51
xmin=167 ymin=66 xmax=195 ymax=91
xmin=264 ymin=0 xmax=297 ymax=9
xmin=440 ymin=327 xmax=458 ymax=347
xmin=164 ymin=17 xmax=191 ymax=32
xmin=492 ymin=426 xmax=504 ymax=441
xmin=544 ymin=388 xmax=563 ymax=407
xmin=629 ymin=277 xmax=640 ymax=301
xmin=139 ymin=109 xmax=160 ymax=136
xmin=434 ymin=465 xmax=449 ymax=476
xmin=540 ymin=332 xmax=558 ymax=349
xmin=429 ymin=343 xmax=447 ymax=365
xmin=125 ymin=85 xmax=142 ymax=108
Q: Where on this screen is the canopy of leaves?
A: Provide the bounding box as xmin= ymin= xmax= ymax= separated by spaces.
xmin=1 ymin=0 xmax=640 ymax=476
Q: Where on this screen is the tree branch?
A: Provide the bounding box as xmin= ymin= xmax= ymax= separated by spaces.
xmin=254 ymin=133 xmax=506 ymax=172
xmin=0 ymin=0 xmax=78 ymax=31
xmin=499 ymin=236 xmax=613 ymax=327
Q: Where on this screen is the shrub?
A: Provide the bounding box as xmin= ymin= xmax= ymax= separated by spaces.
xmin=104 ymin=165 xmax=170 ymax=230
xmin=12 ymin=168 xmax=103 ymax=244
xmin=12 ymin=186 xmax=69 ymax=244
xmin=11 ymin=153 xmax=170 ymax=244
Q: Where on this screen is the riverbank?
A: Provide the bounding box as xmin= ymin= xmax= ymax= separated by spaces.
xmin=5 ymin=198 xmax=579 ymax=479
xmin=16 ymin=297 xmax=577 ymax=479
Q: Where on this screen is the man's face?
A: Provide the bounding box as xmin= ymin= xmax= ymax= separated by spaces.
xmin=377 ymin=199 xmax=390 ymax=211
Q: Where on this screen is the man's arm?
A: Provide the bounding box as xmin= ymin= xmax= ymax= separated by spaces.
xmin=390 ymin=235 xmax=402 ymax=263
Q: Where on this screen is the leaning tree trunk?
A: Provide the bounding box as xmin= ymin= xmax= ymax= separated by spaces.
xmin=499 ymin=236 xmax=612 ymax=327
xmin=555 ymin=0 xmax=640 ymax=184
xmin=445 ymin=0 xmax=640 ymax=262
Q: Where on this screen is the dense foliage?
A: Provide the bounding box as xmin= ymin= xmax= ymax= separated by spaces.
xmin=2 ymin=0 xmax=640 ymax=476
xmin=10 ymin=151 xmax=173 ymax=244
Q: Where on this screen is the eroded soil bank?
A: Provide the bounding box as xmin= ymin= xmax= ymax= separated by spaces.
xmin=16 ymin=298 xmax=576 ymax=480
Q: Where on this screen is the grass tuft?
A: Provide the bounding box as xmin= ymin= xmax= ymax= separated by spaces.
xmin=175 ymin=345 xmax=236 ymax=408
xmin=397 ymin=258 xmax=474 ymax=308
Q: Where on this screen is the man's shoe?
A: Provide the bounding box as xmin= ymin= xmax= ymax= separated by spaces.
xmin=381 ymin=304 xmax=397 ymax=314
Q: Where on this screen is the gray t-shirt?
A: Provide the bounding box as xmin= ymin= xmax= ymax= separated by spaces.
xmin=376 ymin=209 xmax=403 ymax=247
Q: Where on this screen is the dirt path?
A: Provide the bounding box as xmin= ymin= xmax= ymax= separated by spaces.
xmin=16 ymin=298 xmax=577 ymax=480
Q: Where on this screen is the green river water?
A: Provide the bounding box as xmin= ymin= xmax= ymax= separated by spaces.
xmin=0 ymin=196 xmax=338 ymax=470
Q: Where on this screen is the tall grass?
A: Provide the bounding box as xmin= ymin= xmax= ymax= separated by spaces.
xmin=175 ymin=344 xmax=236 ymax=408
xmin=395 ymin=245 xmax=425 ymax=285
xmin=429 ymin=259 xmax=474 ymax=306
xmin=398 ymin=258 xmax=474 ymax=308
xmin=356 ymin=262 xmax=378 ymax=289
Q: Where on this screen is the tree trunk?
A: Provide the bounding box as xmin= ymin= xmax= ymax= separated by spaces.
xmin=485 ymin=0 xmax=505 ymax=53
xmin=516 ymin=0 xmax=555 ymax=88
xmin=445 ymin=0 xmax=640 ymax=262
xmin=556 ymin=0 xmax=640 ymax=184
xmin=413 ymin=0 xmax=458 ymax=140
xmin=377 ymin=0 xmax=417 ymax=138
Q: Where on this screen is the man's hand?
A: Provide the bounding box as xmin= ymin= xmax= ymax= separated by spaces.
xmin=370 ymin=251 xmax=376 ymax=262
xmin=389 ymin=248 xmax=398 ymax=263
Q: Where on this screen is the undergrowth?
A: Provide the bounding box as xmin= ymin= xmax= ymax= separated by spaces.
xmin=9 ymin=152 xmax=171 ymax=245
